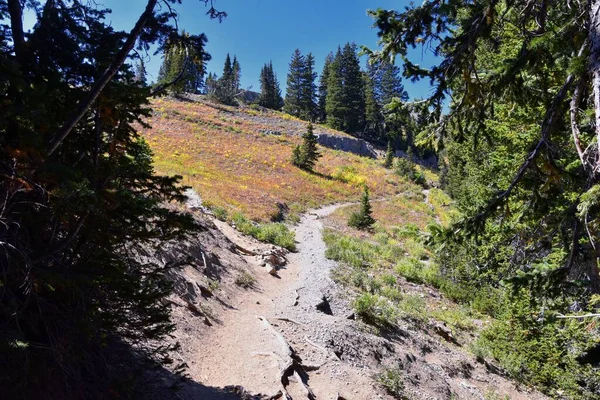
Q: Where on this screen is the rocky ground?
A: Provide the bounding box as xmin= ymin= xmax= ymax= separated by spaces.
xmin=149 ymin=199 xmax=549 ymax=400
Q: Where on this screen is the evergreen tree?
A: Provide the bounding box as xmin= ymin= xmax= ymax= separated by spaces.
xmin=212 ymin=53 xmax=238 ymax=105
xmin=300 ymin=52 xmax=317 ymax=121
xmin=378 ymin=61 xmax=407 ymax=105
xmin=300 ymin=122 xmax=320 ymax=171
xmin=156 ymin=30 xmax=211 ymax=95
xmin=134 ymin=59 xmax=147 ymax=84
xmin=325 ymin=48 xmax=345 ymax=130
xmin=284 ymin=49 xmax=306 ymax=117
xmin=348 ymin=186 xmax=375 ymax=230
xmin=325 ymin=44 xmax=365 ymax=134
xmin=205 ymin=72 xmax=218 ymax=95
xmin=258 ymin=61 xmax=283 ymax=110
xmin=317 ymin=52 xmax=334 ymax=122
xmin=291 ymin=123 xmax=321 ymax=171
xmin=232 ymin=55 xmax=241 ymax=93
xmin=0 ymin=0 xmax=225 ymax=396
xmin=339 ymin=43 xmax=365 ymax=133
xmin=364 ymin=70 xmax=383 ymax=140
xmin=384 ymin=141 xmax=394 ymax=168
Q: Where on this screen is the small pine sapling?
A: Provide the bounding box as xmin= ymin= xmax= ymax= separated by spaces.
xmin=348 ymin=185 xmax=376 ymax=230
xmin=384 ymin=141 xmax=394 ymax=168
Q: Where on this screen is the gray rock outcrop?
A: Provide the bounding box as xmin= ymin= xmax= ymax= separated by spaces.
xmin=316 ymin=133 xmax=377 ymax=158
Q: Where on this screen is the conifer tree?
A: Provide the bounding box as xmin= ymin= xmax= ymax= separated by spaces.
xmin=291 ymin=123 xmax=321 ymax=171
xmin=300 ymin=122 xmax=320 ymax=171
xmin=339 ymin=43 xmax=365 ymax=133
xmin=348 ymin=185 xmax=375 ymax=230
xmin=300 ymin=53 xmax=318 ymax=121
xmin=258 ymin=61 xmax=283 ymax=110
xmin=325 ymin=48 xmax=345 ymax=130
xmin=284 ymin=49 xmax=306 ymax=117
xmin=232 ymin=55 xmax=241 ymax=93
xmin=318 ymin=53 xmax=334 ymax=122
xmin=156 ymin=30 xmax=211 ymax=95
xmin=364 ymin=70 xmax=383 ymax=140
xmin=384 ymin=141 xmax=395 ymax=168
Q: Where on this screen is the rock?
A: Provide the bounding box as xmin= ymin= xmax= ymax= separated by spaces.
xmin=316 ymin=133 xmax=377 ymax=158
xmin=346 ymin=312 xmax=355 ymax=320
xmin=316 ymin=296 xmax=333 ymax=315
xmin=268 ymin=267 xmax=278 ymax=276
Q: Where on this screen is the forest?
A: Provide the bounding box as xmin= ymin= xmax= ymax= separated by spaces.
xmin=1 ymin=0 xmax=600 ymax=399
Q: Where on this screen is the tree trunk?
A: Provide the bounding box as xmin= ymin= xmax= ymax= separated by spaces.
xmin=47 ymin=0 xmax=159 ymax=157
xmin=589 ymin=0 xmax=600 ymax=170
xmin=7 ymin=0 xmax=26 ymax=67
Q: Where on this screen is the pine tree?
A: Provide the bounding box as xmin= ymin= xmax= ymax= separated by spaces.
xmin=156 ymin=30 xmax=211 ymax=95
xmin=232 ymin=55 xmax=241 ymax=93
xmin=291 ymin=123 xmax=321 ymax=171
xmin=318 ymin=53 xmax=334 ymax=122
xmin=284 ymin=49 xmax=306 ymax=117
xmin=300 ymin=122 xmax=320 ymax=171
xmin=300 ymin=53 xmax=317 ymax=121
xmin=212 ymin=53 xmax=237 ymax=105
xmin=340 ymin=43 xmax=365 ymax=133
xmin=348 ymin=186 xmax=375 ymax=230
xmin=258 ymin=61 xmax=283 ymax=110
xmin=134 ymin=59 xmax=147 ymax=84
xmin=325 ymin=48 xmax=345 ymax=130
xmin=364 ymin=70 xmax=383 ymax=140
xmin=384 ymin=141 xmax=394 ymax=168
xmin=0 ymin=0 xmax=225 ymax=396
xmin=378 ymin=61 xmax=407 ymax=105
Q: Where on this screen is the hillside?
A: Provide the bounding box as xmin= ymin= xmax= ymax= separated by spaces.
xmin=141 ymin=95 xmax=401 ymax=221
xmin=139 ymin=96 xmax=548 ymax=400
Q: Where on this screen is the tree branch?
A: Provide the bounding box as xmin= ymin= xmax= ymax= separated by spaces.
xmin=47 ymin=0 xmax=159 ymax=157
xmin=570 ymin=78 xmax=587 ymax=168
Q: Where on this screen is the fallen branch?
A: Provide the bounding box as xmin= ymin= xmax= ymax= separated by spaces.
xmin=274 ymin=317 xmax=307 ymax=327
xmin=235 ymin=243 xmax=258 ymax=256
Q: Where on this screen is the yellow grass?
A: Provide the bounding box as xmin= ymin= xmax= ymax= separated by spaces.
xmin=140 ymin=97 xmax=404 ymax=221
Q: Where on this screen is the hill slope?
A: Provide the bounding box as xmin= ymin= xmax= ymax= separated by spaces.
xmin=141 ymin=96 xmax=402 ymax=221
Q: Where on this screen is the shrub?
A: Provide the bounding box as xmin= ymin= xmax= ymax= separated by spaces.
xmin=348 ymin=186 xmax=375 ymax=230
xmin=377 ymin=366 xmax=407 ymax=399
xmin=231 ymin=213 xmax=296 ymax=250
xmin=353 ymin=293 xmax=397 ymax=327
xmin=234 ymin=271 xmax=256 ymax=288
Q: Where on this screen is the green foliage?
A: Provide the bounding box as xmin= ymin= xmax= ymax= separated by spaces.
xmin=377 ymin=366 xmax=407 ymax=399
xmin=231 ymin=213 xmax=296 ymax=251
xmin=291 ymin=123 xmax=321 ymax=171
xmin=156 ymin=30 xmax=211 ymax=95
xmin=235 ymin=271 xmax=256 ymax=288
xmin=208 ymin=53 xmax=241 ymax=105
xmin=258 ymin=61 xmax=284 ymax=110
xmin=325 ymin=43 xmax=365 ymax=133
xmin=348 ymin=186 xmax=375 ymax=230
xmin=475 ymin=289 xmax=600 ymax=399
xmin=384 ymin=141 xmax=395 ymax=168
xmin=353 ymin=293 xmax=397 ymax=328
xmin=0 ymin=1 xmax=223 ymax=396
xmin=395 ymin=156 xmax=425 ymax=186
xmin=284 ymin=49 xmax=317 ymax=120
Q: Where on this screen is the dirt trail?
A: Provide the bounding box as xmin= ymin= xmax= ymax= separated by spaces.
xmin=172 ymin=202 xmax=548 ymax=400
xmin=181 ymin=202 xmax=388 ymax=399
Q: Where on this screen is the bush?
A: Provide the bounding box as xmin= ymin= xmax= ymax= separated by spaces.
xmin=348 ymin=186 xmax=375 ymax=230
xmin=377 ymin=366 xmax=407 ymax=399
xmin=234 ymin=271 xmax=256 ymax=288
xmin=395 ymin=157 xmax=426 ymax=186
xmin=231 ymin=213 xmax=296 ymax=250
xmin=353 ymin=293 xmax=397 ymax=328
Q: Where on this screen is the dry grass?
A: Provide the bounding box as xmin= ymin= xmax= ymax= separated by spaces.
xmin=140 ymin=97 xmax=403 ymax=221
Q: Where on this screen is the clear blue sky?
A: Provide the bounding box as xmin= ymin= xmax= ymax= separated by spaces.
xmin=24 ymin=0 xmax=438 ymax=100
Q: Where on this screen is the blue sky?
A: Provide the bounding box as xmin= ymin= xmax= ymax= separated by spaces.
xmin=24 ymin=0 xmax=438 ymax=100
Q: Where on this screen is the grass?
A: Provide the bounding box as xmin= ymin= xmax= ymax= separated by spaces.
xmin=234 ymin=271 xmax=256 ymax=288
xmin=141 ymin=96 xmax=403 ymax=221
xmin=377 ymin=366 xmax=407 ymax=399
xmin=231 ymin=213 xmax=296 ymax=251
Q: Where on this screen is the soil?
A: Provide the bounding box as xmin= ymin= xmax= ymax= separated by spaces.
xmin=159 ymin=200 xmax=549 ymax=400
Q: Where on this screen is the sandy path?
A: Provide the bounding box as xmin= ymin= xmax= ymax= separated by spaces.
xmin=183 ymin=203 xmax=388 ymax=399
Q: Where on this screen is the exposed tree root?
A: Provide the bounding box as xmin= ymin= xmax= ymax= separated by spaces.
xmin=258 ymin=316 xmax=317 ymax=400
xmin=235 ymin=243 xmax=258 ymax=256
xmin=274 ymin=317 xmax=307 ymax=327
